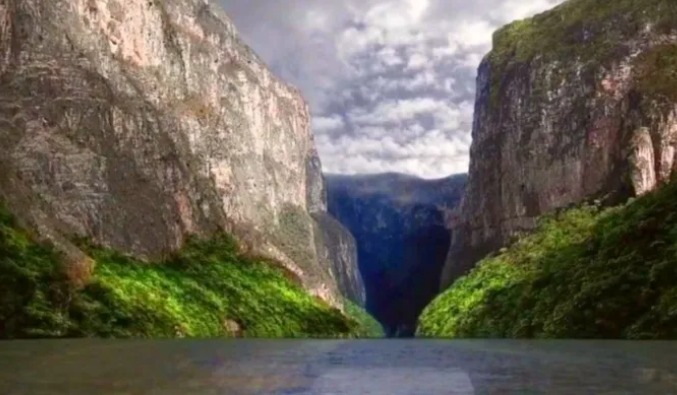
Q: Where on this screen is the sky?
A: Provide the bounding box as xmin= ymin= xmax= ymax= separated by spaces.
xmin=220 ymin=0 xmax=564 ymax=179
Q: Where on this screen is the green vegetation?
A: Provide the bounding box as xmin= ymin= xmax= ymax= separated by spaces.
xmin=488 ymin=0 xmax=677 ymax=107
xmin=0 ymin=205 xmax=377 ymax=339
xmin=344 ymin=299 xmax=384 ymax=338
xmin=418 ymin=180 xmax=677 ymax=339
xmin=636 ymin=44 xmax=677 ymax=102
xmin=0 ymin=205 xmax=73 ymax=338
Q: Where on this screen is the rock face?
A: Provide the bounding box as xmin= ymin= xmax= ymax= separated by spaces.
xmin=327 ymin=173 xmax=466 ymax=336
xmin=442 ymin=0 xmax=677 ymax=288
xmin=0 ymin=0 xmax=363 ymax=306
xmin=307 ymin=153 xmax=366 ymax=306
xmin=312 ymin=213 xmax=365 ymax=306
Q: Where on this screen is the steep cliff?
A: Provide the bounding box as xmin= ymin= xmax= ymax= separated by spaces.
xmin=0 ymin=0 xmax=362 ymax=308
xmin=312 ymin=213 xmax=365 ymax=306
xmin=307 ymin=154 xmax=365 ymax=305
xmin=327 ymin=173 xmax=466 ymax=336
xmin=443 ymin=0 xmax=677 ymax=288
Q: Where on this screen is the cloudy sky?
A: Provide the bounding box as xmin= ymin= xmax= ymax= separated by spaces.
xmin=220 ymin=0 xmax=563 ymax=178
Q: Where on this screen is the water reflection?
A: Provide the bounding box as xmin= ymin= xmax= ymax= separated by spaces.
xmin=0 ymin=340 xmax=675 ymax=394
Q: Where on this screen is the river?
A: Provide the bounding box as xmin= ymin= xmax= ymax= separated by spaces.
xmin=0 ymin=339 xmax=675 ymax=394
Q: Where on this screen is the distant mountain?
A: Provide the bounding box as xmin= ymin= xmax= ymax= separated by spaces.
xmin=326 ymin=173 xmax=467 ymax=337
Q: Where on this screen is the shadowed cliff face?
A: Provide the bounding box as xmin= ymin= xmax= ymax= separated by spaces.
xmin=443 ymin=0 xmax=677 ymax=289
xmin=326 ymin=173 xmax=466 ymax=336
xmin=305 ymin=153 xmax=366 ymax=306
xmin=0 ymin=0 xmax=363 ymax=307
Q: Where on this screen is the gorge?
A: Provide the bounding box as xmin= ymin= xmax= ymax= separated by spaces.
xmin=326 ymin=173 xmax=466 ymax=336
xmin=1 ymin=0 xmax=677 ymax=342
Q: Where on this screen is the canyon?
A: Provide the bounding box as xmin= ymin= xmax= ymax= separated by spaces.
xmin=326 ymin=173 xmax=466 ymax=336
xmin=1 ymin=0 xmax=676 ymax=340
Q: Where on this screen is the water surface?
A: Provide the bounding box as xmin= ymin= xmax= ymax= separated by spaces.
xmin=1 ymin=340 xmax=676 ymax=394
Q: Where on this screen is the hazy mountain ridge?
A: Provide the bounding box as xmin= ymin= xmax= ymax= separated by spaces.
xmin=326 ymin=173 xmax=466 ymax=336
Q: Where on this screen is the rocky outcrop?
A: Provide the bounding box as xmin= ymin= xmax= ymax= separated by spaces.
xmin=442 ymin=0 xmax=677 ymax=288
xmin=0 ymin=0 xmax=362 ymax=307
xmin=312 ymin=213 xmax=365 ymax=306
xmin=327 ymin=173 xmax=466 ymax=336
xmin=307 ymin=150 xmax=365 ymax=306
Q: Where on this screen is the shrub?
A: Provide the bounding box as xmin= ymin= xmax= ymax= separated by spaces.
xmin=343 ymin=299 xmax=384 ymax=338
xmin=419 ymin=180 xmax=677 ymax=339
xmin=0 ymin=207 xmax=375 ymax=339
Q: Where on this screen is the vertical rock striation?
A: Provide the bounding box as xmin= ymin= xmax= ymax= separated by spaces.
xmin=0 ymin=0 xmax=362 ymax=306
xmin=312 ymin=212 xmax=365 ymax=306
xmin=307 ymin=148 xmax=366 ymax=306
xmin=443 ymin=0 xmax=677 ymax=288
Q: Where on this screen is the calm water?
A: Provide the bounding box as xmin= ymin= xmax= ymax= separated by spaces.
xmin=1 ymin=340 xmax=676 ymax=394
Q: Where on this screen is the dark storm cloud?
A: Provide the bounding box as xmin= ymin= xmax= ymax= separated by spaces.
xmin=220 ymin=0 xmax=564 ymax=178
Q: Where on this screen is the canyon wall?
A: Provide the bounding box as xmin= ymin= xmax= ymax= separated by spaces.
xmin=443 ymin=0 xmax=677 ymax=288
xmin=0 ymin=0 xmax=362 ymax=306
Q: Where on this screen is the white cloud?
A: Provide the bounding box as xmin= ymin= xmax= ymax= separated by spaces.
xmin=316 ymin=130 xmax=469 ymax=178
xmin=221 ymin=0 xmax=566 ymax=178
xmin=407 ymin=53 xmax=429 ymax=70
xmin=459 ymin=52 xmax=485 ymax=69
xmin=449 ymin=20 xmax=495 ymax=48
xmin=378 ymin=47 xmax=404 ymax=67
xmin=349 ymin=98 xmax=445 ymax=126
xmin=363 ymin=0 xmax=431 ymax=31
xmin=432 ymin=43 xmax=460 ymax=60
xmin=490 ymin=0 xmax=562 ymax=22
xmin=370 ymin=71 xmax=436 ymax=92
xmin=443 ymin=78 xmax=457 ymax=93
xmin=313 ymin=115 xmax=345 ymax=134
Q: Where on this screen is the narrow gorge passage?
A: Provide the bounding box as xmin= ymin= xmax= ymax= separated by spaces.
xmin=326 ymin=173 xmax=466 ymax=337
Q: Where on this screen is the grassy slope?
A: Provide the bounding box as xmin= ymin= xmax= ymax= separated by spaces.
xmin=344 ymin=300 xmax=384 ymax=338
xmin=0 ymin=205 xmax=378 ymax=339
xmin=419 ymin=180 xmax=677 ymax=339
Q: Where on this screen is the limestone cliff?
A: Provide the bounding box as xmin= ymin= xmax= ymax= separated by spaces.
xmin=327 ymin=173 xmax=466 ymax=336
xmin=312 ymin=213 xmax=365 ymax=306
xmin=0 ymin=0 xmax=361 ymax=306
xmin=307 ymin=152 xmax=365 ymax=306
xmin=442 ymin=0 xmax=677 ymax=288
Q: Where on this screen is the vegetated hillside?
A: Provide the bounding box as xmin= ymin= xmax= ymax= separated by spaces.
xmin=419 ymin=179 xmax=677 ymax=339
xmin=0 ymin=204 xmax=380 ymax=339
xmin=444 ymin=0 xmax=677 ymax=288
xmin=326 ymin=173 xmax=466 ymax=337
